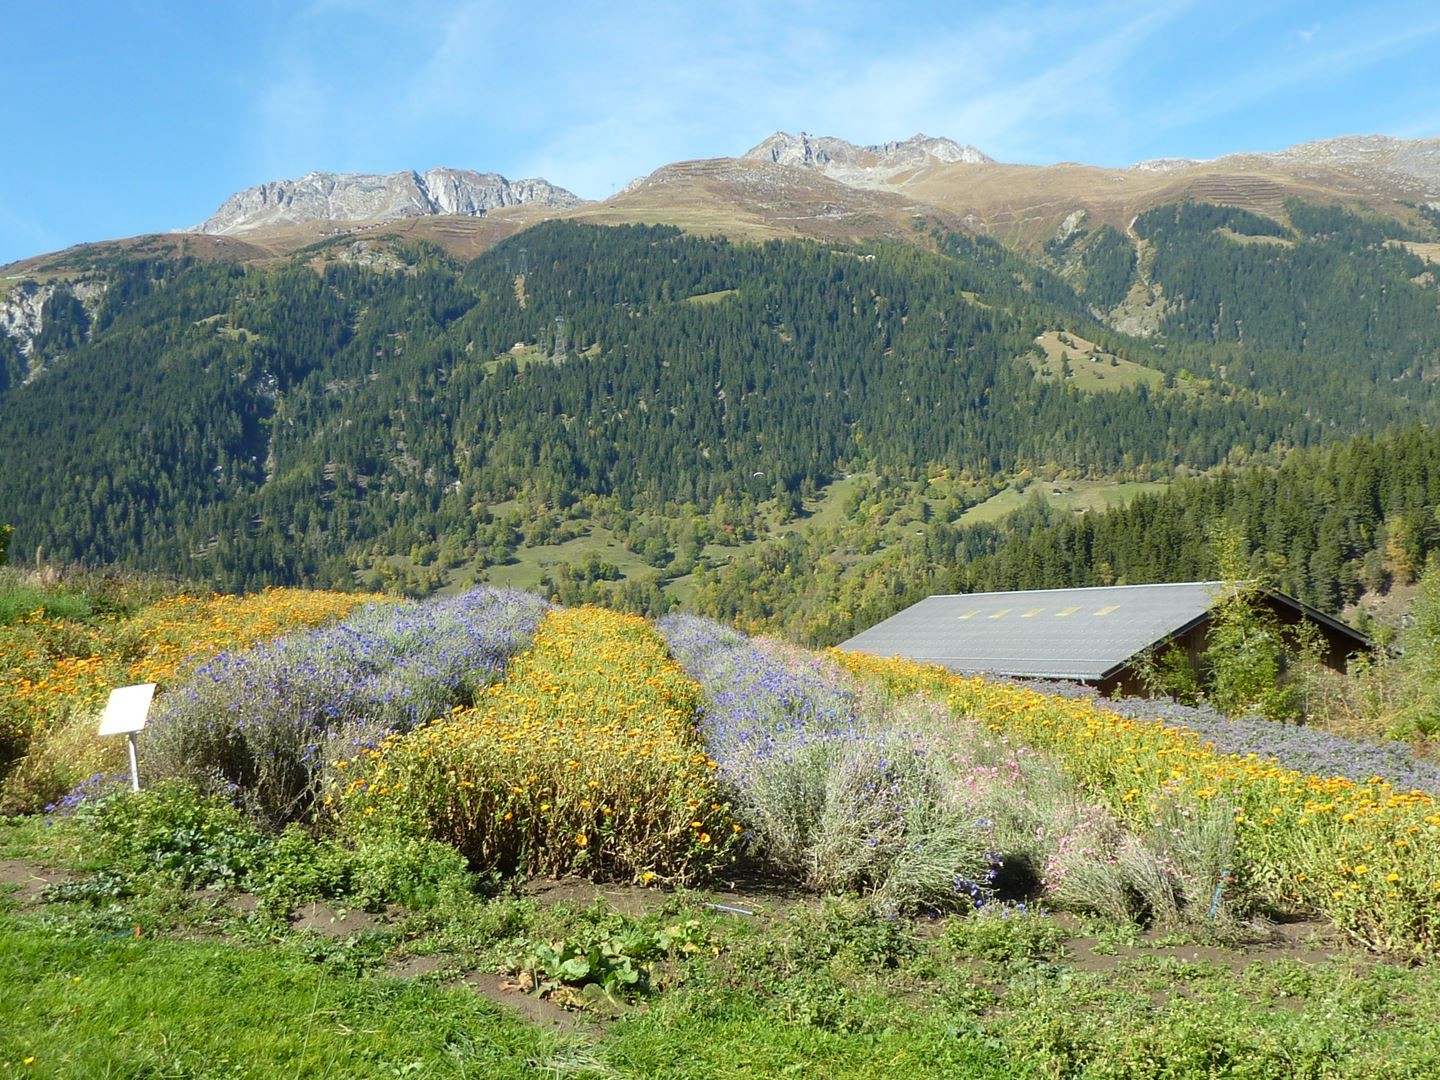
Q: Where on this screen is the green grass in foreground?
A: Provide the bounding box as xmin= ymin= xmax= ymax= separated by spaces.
xmin=7 ymin=893 xmax=1440 ymax=1079
xmin=0 ymin=919 xmax=565 ymax=1078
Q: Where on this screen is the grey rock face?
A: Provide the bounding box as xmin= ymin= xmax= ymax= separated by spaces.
xmin=1271 ymin=135 xmax=1440 ymax=196
xmin=1054 ymin=209 xmax=1088 ymax=244
xmin=1130 ymin=157 xmax=1205 ymax=173
xmin=0 ymin=281 xmax=50 ymax=355
xmin=0 ymin=279 xmax=106 ymax=362
xmin=743 ymin=131 xmax=992 ymax=187
xmin=192 ymin=168 xmax=583 ymax=234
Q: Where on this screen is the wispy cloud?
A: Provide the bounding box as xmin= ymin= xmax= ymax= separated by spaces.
xmin=229 ymin=0 xmax=1440 ymax=197
xmin=0 ymin=198 xmax=60 ymax=262
xmin=7 ymin=0 xmax=1440 ymax=262
xmin=506 ymin=0 xmax=1201 ymax=191
xmin=1137 ymin=18 xmax=1440 ymax=149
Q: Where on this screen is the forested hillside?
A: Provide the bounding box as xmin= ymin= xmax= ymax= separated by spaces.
xmin=1055 ymin=199 xmax=1440 ymax=421
xmin=680 ymin=425 xmax=1440 ymax=644
xmin=2 ymin=200 xmax=1439 ymax=602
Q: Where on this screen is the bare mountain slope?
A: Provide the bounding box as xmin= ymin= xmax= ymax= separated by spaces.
xmin=567 ymin=156 xmax=966 ymax=246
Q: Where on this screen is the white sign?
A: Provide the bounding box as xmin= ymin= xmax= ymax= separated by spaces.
xmin=97 ymin=683 xmax=155 ymax=737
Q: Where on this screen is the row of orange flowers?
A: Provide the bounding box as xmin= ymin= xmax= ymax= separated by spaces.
xmin=1 ymin=588 xmax=382 ymax=762
xmin=337 ymin=606 xmax=739 ymax=884
xmin=834 ymin=651 xmax=1440 ymax=957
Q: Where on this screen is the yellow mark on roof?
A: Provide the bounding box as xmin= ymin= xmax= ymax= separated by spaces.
xmin=1093 ymin=605 xmax=1120 ymax=616
xmin=1021 ymin=608 xmax=1043 ymax=618
xmin=957 ymin=611 xmax=979 ymax=620
xmin=988 ymin=609 xmax=1012 ymax=619
xmin=1055 ymin=607 xmax=1080 ymax=617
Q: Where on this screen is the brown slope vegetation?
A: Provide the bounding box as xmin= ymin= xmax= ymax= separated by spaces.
xmin=7 ymin=137 xmax=1436 ymax=275
xmin=888 ymin=158 xmax=1425 ymax=252
xmin=1 ymin=159 xmax=974 ymax=274
xmin=566 ymin=157 xmax=967 ymax=247
xmin=1 ymin=231 xmax=277 ymax=277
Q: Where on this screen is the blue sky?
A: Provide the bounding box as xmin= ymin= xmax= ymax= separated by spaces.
xmin=2 ymin=0 xmax=1438 ymax=264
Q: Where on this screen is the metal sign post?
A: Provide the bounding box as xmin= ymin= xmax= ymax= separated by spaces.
xmin=97 ymin=683 xmax=155 ymax=792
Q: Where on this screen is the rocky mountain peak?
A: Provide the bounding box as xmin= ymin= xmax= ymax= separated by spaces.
xmin=742 ymin=131 xmax=991 ymax=183
xmin=191 ymin=167 xmax=583 ymax=235
xmin=870 ymin=133 xmax=993 ymax=166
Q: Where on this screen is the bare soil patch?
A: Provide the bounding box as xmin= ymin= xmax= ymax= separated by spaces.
xmin=1060 ymin=918 xmax=1355 ymax=976
xmin=523 ymin=876 xmax=670 ymax=918
xmin=0 ymin=857 xmax=74 ymax=904
xmin=457 ymin=971 xmax=599 ymax=1032
xmin=383 ymin=953 xmax=452 ymax=980
xmin=289 ymin=901 xmax=393 ymax=936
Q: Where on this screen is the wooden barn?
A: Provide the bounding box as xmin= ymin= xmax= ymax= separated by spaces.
xmin=837 ymin=581 xmax=1369 ymax=697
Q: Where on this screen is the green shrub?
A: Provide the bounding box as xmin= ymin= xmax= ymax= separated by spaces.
xmin=81 ymin=781 xmax=266 ymax=889
xmin=0 ymin=576 xmax=93 ymax=625
xmin=942 ymin=907 xmax=1067 ymax=962
xmin=249 ymin=825 xmax=352 ymax=915
xmin=778 ymin=898 xmax=916 ymax=974
xmin=347 ymin=834 xmax=474 ymax=910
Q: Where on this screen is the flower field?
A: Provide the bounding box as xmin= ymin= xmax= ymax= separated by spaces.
xmin=835 ymin=651 xmax=1440 ymax=956
xmin=0 ymin=588 xmax=382 ymax=811
xmin=143 ymin=589 xmax=549 ymax=826
xmin=663 ymin=614 xmax=1240 ymax=922
xmin=340 ymin=606 xmax=738 ymax=883
xmin=7 ymin=583 xmax=1440 ymax=957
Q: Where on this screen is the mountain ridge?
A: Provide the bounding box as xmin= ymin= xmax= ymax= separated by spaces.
xmin=7 ymin=131 xmax=1440 ymax=279
xmin=742 ymin=131 xmax=993 ymax=180
xmin=192 ymin=167 xmax=584 ymax=235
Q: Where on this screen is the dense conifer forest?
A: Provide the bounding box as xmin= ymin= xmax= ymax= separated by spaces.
xmin=683 ymin=425 xmax=1440 ymax=644
xmin=2 ymin=200 xmax=1439 ymax=616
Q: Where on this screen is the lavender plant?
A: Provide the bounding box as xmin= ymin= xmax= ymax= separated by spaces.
xmin=665 ymin=615 xmax=1242 ymax=924
xmin=144 ymin=588 xmax=549 ymax=826
xmin=659 ymin=614 xmax=995 ymax=911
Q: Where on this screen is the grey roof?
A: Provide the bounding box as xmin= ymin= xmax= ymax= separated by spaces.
xmin=838 ymin=581 xmax=1231 ymax=681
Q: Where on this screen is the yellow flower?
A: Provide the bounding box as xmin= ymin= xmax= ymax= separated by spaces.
xmin=576 ymin=833 xmax=589 ymax=848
